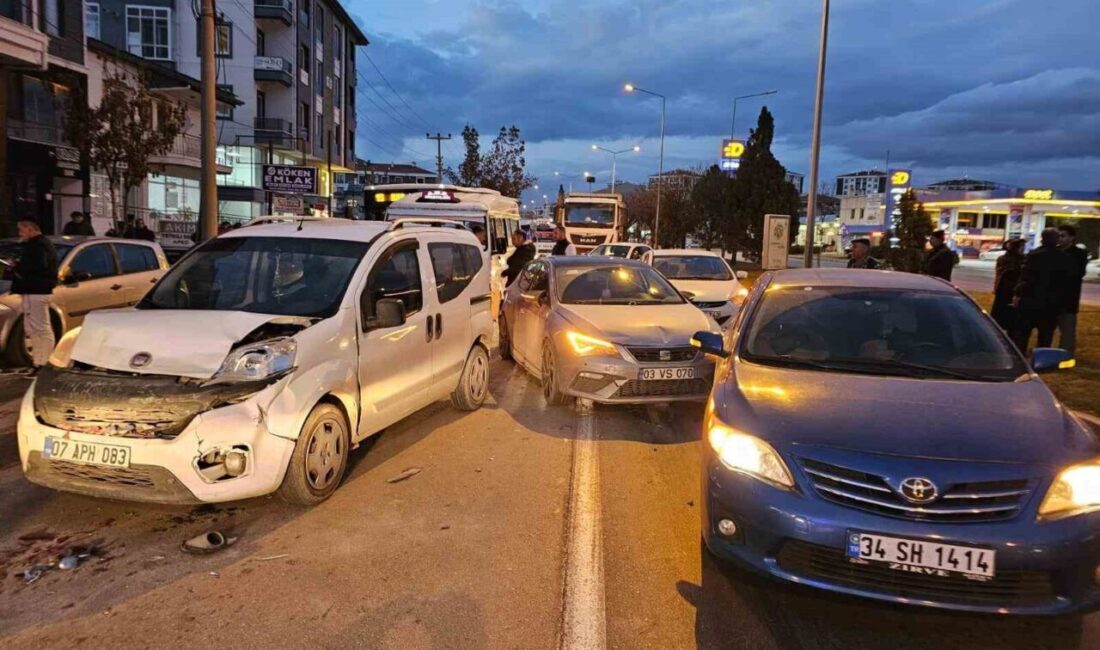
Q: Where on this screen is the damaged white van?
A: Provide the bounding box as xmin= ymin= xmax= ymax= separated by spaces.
xmin=18 ymin=218 xmax=493 ymax=505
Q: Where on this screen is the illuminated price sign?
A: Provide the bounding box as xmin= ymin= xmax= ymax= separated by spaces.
xmin=884 ymin=168 xmax=912 ymax=231
xmin=721 ymin=139 xmax=745 ymax=172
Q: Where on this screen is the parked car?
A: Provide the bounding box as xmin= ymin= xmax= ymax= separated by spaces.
xmin=19 ymin=219 xmax=493 ymax=505
xmin=692 ymin=268 xmax=1100 ymax=614
xmin=978 ymin=248 xmax=1006 ymax=261
xmin=499 ymin=256 xmax=717 ymax=405
xmin=644 ymin=249 xmax=749 ymax=328
xmin=588 ymin=242 xmax=652 ymax=260
xmin=0 ymin=236 xmax=168 ymax=366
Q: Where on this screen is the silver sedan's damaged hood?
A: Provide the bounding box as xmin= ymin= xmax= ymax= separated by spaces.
xmin=70 ymin=310 xmax=309 ymax=379
xmin=557 ymin=303 xmax=714 ymax=347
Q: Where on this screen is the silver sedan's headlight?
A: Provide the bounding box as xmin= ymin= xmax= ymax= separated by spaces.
xmin=1039 ymin=460 xmax=1100 ymax=517
xmin=210 ymin=338 xmax=297 ymax=384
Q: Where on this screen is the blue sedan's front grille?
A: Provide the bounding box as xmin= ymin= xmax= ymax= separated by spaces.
xmin=800 ymin=458 xmax=1031 ymax=523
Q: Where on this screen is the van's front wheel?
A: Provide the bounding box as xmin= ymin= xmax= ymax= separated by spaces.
xmin=278 ymin=403 xmax=350 ymax=505
xmin=451 ymin=344 xmax=489 ymax=411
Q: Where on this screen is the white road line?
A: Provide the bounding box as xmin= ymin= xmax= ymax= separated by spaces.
xmin=1075 ymin=410 xmax=1100 ymax=428
xmin=560 ymin=398 xmax=606 ymax=650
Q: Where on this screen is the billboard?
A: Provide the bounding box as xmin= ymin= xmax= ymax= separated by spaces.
xmin=762 ymin=214 xmax=790 ymax=270
xmin=883 ymin=168 xmax=912 ymax=231
xmin=262 ymin=165 xmax=318 ymax=194
xmin=720 ymin=139 xmax=745 ymax=172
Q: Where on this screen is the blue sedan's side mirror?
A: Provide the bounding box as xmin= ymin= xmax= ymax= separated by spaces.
xmin=1031 ymin=347 xmax=1074 ymax=373
xmin=691 ymin=331 xmax=729 ymax=359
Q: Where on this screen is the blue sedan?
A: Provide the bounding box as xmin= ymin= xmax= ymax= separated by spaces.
xmin=692 ymin=268 xmax=1100 ymax=615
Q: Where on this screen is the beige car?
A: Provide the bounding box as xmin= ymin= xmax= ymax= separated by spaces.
xmin=0 ymin=236 xmax=169 ymax=365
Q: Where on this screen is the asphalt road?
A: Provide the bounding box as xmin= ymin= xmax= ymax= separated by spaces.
xmin=788 ymin=257 xmax=1100 ymax=305
xmin=1 ymin=367 xmax=1098 ymax=649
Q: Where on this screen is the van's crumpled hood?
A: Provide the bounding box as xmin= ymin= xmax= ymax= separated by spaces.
xmin=70 ymin=310 xmax=310 ymax=379
xmin=557 ymin=303 xmax=714 ymax=347
xmin=668 ymin=279 xmax=738 ymax=303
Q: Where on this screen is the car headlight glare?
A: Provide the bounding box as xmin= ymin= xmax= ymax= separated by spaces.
xmin=211 ymin=338 xmax=297 ymax=384
xmin=565 ymin=331 xmax=618 ymax=357
xmin=1039 ymin=461 xmax=1100 ymax=517
xmin=48 ymin=326 xmax=82 ymax=369
xmin=707 ymin=417 xmax=793 ymax=488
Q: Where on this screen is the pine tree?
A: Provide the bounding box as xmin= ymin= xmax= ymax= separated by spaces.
xmin=726 ymin=107 xmax=801 ymax=258
xmin=886 ymin=188 xmax=933 ymax=272
xmin=691 ymin=165 xmax=735 ymax=249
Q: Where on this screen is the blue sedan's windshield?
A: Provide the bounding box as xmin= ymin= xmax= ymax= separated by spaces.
xmin=741 ymin=286 xmax=1027 ymax=381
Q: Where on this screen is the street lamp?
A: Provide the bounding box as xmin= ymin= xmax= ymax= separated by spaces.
xmin=554 ymin=170 xmax=583 ymax=193
xmin=624 ymin=82 xmax=666 ymax=246
xmin=804 ymin=0 xmax=830 ymax=269
xmin=590 ymin=144 xmax=640 ymax=194
xmin=730 ymin=90 xmax=778 ymax=139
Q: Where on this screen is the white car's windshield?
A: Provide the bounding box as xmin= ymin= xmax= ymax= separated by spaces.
xmin=555 ymin=264 xmax=683 ymax=305
xmin=653 ymin=255 xmax=732 ymax=281
xmin=140 ymin=237 xmax=369 ymax=318
xmin=741 ymin=286 xmax=1026 ymax=381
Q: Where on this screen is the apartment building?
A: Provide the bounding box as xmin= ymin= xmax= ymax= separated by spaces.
xmin=89 ymin=0 xmax=368 ymax=223
xmin=834 ymin=169 xmax=887 ymax=197
xmin=1 ymin=0 xmax=87 ymax=236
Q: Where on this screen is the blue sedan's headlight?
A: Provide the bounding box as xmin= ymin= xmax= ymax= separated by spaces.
xmin=707 ymin=412 xmax=793 ymax=488
xmin=1039 ymin=461 xmax=1100 ymax=517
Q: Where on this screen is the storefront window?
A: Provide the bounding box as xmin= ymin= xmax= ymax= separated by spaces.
xmin=956 ymin=212 xmax=978 ymax=229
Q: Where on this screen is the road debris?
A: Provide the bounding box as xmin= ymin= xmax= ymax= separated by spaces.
xmin=253 ymin=554 xmax=290 ymax=562
xmin=21 ymin=564 xmax=53 ymax=584
xmin=181 ymin=531 xmax=238 ymax=555
xmin=386 ymin=467 xmax=422 ymax=483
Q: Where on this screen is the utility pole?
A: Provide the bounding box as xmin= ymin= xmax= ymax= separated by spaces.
xmin=327 ymin=129 xmax=333 ymax=217
xmin=198 ymin=0 xmax=218 ymax=241
xmin=803 ymin=0 xmax=830 ymax=269
xmin=426 ymin=133 xmax=452 ymax=183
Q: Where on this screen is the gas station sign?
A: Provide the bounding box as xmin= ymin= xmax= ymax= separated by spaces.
xmin=720 ymin=139 xmax=745 ymax=172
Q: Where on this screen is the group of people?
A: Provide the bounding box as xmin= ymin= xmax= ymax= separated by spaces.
xmin=846 ymin=229 xmax=959 ymax=281
xmin=992 ymin=225 xmax=1088 ymax=357
xmin=61 ymin=211 xmax=157 ymax=242
xmin=502 ymin=224 xmax=574 ymax=287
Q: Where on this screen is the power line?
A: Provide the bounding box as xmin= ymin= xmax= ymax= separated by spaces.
xmin=362 ymin=51 xmax=434 ymax=130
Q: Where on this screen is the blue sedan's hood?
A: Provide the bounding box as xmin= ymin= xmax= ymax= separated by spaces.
xmin=714 ymin=361 xmax=1098 ymax=465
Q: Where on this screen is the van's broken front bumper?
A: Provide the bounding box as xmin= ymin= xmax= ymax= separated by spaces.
xmin=18 ymin=366 xmax=296 ymax=504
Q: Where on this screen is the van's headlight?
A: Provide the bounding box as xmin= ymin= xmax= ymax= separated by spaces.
xmin=565 ymin=331 xmax=619 ymax=357
xmin=48 ymin=327 xmax=82 ymax=369
xmin=707 ymin=416 xmax=793 ymax=488
xmin=1039 ymin=460 xmax=1100 ymax=517
xmin=210 ymin=338 xmax=297 ymax=384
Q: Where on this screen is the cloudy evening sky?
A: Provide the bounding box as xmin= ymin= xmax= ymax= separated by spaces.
xmin=343 ymin=0 xmax=1100 ymax=199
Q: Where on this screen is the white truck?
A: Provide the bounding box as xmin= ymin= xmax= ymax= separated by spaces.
xmin=560 ymin=192 xmax=626 ymax=254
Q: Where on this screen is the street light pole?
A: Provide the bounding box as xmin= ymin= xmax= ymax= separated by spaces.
xmin=730 ymin=90 xmax=778 ymax=139
xmin=804 ymin=0 xmax=830 ymax=269
xmin=198 ymin=0 xmax=218 ymax=241
xmin=624 ymin=84 xmax=666 ymax=246
xmin=591 ymin=145 xmax=640 ymax=194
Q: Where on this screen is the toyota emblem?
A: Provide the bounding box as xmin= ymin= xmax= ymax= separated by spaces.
xmin=899 ymin=477 xmax=938 ymax=504
xmin=129 ymin=352 xmax=152 ymax=369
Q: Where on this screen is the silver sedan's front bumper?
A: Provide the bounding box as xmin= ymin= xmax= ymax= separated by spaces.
xmin=554 ymin=345 xmax=715 ymax=404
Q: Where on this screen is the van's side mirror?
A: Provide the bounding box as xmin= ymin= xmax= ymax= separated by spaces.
xmin=691 ymin=331 xmax=729 ymax=359
xmin=1031 ymin=347 xmax=1074 ymax=373
xmin=735 ymin=270 xmax=749 ymax=280
xmin=365 ymin=298 xmax=406 ymax=331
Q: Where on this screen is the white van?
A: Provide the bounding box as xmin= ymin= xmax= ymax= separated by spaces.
xmin=19 ymin=219 xmax=493 ymax=505
xmin=386 ymin=187 xmax=520 ymax=318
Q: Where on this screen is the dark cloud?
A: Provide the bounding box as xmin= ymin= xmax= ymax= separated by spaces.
xmin=344 ymin=0 xmax=1100 ymax=189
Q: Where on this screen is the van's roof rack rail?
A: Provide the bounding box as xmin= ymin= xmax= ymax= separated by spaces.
xmin=386 ymin=217 xmax=472 ymax=231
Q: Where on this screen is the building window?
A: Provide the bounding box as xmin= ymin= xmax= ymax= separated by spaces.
xmin=257 ymin=28 xmax=265 ymax=56
xmin=256 ymin=90 xmax=266 ymax=119
xmin=86 ymin=3 xmax=101 ymax=39
xmin=315 ymin=59 xmax=324 ymax=94
xmin=982 ymin=213 xmax=1007 ymax=230
xmin=127 ymin=6 xmax=172 ymax=60
xmin=43 ymin=0 xmax=61 ymax=36
xmin=216 ymin=85 xmax=234 ymax=120
xmin=300 ymin=102 xmax=310 ymax=142
xmin=198 ymin=20 xmax=233 ymax=57
xmin=316 ymin=5 xmax=325 ymax=50
xmin=316 ymin=115 xmax=324 ymax=147
xmin=347 ymin=131 xmax=354 ymax=159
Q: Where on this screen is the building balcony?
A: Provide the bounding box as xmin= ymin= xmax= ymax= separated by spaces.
xmin=6 ymin=118 xmax=66 ymax=146
xmin=254 ymin=117 xmax=295 ymax=148
xmin=254 ymin=56 xmax=293 ymax=87
xmin=255 ymin=0 xmax=293 ymax=26
xmin=150 ymin=133 xmax=233 ymax=174
xmin=0 ymin=3 xmax=48 ymax=70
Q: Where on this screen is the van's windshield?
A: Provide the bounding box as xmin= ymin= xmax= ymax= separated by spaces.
xmin=139 ymin=237 xmax=369 ymax=318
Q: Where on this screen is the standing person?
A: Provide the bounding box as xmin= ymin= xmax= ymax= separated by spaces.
xmin=551 ymin=225 xmax=577 ymax=256
xmin=469 ymin=224 xmax=487 ymax=246
xmin=503 ymin=229 xmax=535 ymax=287
xmin=846 ymin=238 xmax=879 ymax=269
xmin=120 ymin=214 xmax=136 ymax=238
xmin=1056 ymin=224 xmax=1089 ymax=357
xmin=990 ymin=239 xmax=1026 ymax=332
xmin=1012 ymin=228 xmax=1073 ymax=352
xmin=921 ymin=230 xmax=956 ymax=281
xmin=61 ymin=211 xmax=95 ymax=236
xmin=132 ymin=217 xmax=156 ymax=242
xmin=11 ymin=220 xmax=58 ymax=371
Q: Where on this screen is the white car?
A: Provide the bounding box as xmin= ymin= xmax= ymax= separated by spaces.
xmin=645 ymin=249 xmax=748 ymax=328
xmin=979 ymin=248 xmax=1006 ymax=261
xmin=589 ymin=242 xmax=652 ymax=260
xmin=19 ymin=219 xmax=493 ymax=505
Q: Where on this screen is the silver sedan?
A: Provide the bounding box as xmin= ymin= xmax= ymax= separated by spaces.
xmin=499 ymin=257 xmax=718 ymax=404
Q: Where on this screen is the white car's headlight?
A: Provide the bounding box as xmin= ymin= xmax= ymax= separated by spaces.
xmin=1039 ymin=460 xmax=1100 ymax=517
xmin=48 ymin=326 xmax=82 ymax=369
xmin=210 ymin=338 xmax=297 ymax=384
xmin=707 ymin=414 xmax=793 ymax=488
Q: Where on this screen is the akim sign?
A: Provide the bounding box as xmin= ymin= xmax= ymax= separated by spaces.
xmin=262 ymin=165 xmax=318 ymax=194
xmin=720 ymin=139 xmax=745 ymax=172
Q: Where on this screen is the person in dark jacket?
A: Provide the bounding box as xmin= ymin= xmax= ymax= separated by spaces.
xmin=990 ymin=238 xmax=1026 ymax=332
xmin=503 ymin=229 xmax=536 ymax=287
xmin=131 ymin=217 xmax=156 ymax=242
xmin=921 ymin=230 xmax=956 ymax=281
xmin=1056 ymin=224 xmax=1089 ymax=357
xmin=846 ymin=238 xmax=879 ymax=269
xmin=61 ymin=211 xmax=95 ymax=236
xmin=1012 ymin=228 xmax=1074 ymax=352
xmin=550 ymin=225 xmax=577 ymax=256
xmin=11 ymin=219 xmax=59 ymax=369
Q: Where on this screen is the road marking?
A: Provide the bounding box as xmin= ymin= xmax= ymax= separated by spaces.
xmin=1074 ymin=410 xmax=1100 ymax=428
xmin=560 ymin=398 xmax=606 ymax=650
